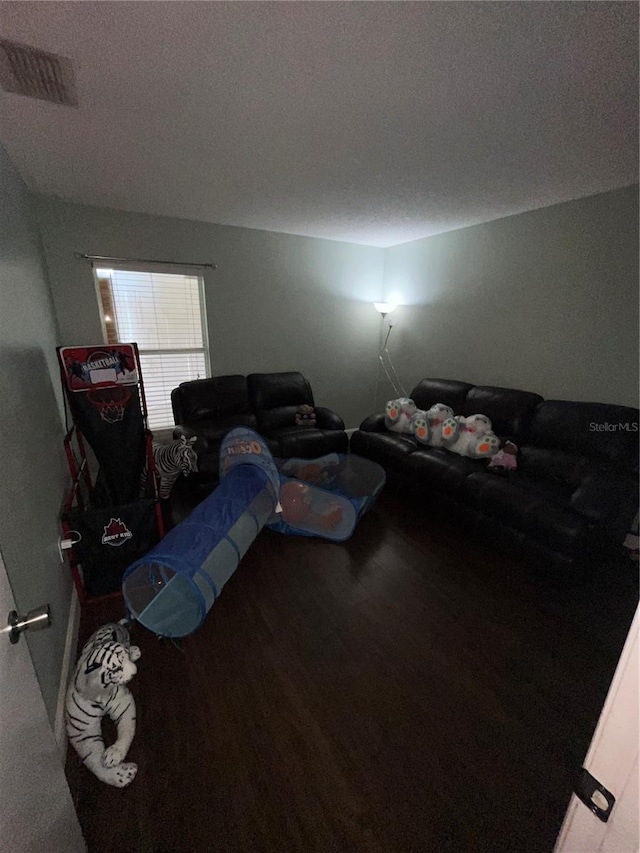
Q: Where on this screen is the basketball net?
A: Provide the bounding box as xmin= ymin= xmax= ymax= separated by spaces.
xmin=87 ymin=386 xmax=132 ymax=424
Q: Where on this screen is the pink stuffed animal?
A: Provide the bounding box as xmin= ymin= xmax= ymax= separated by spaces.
xmin=487 ymin=440 xmax=518 ymax=472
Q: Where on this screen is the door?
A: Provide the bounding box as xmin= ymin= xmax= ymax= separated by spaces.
xmin=0 ymin=549 xmax=85 ymax=853
xmin=554 ymin=604 xmax=639 ymax=853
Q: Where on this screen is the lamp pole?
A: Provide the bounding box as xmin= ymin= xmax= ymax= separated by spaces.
xmin=373 ymin=302 xmax=398 ymax=410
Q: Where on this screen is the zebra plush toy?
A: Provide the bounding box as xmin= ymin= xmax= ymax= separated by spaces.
xmin=66 ymin=621 xmax=140 ymax=788
xmin=143 ymin=435 xmax=198 ymax=499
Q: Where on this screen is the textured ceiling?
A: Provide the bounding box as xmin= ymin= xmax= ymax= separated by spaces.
xmin=0 ymin=2 xmax=637 ymax=247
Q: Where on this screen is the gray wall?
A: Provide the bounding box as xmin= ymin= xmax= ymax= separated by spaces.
xmin=0 ymin=145 xmax=72 ymax=723
xmin=33 ymin=186 xmax=639 ymax=433
xmin=383 ymin=186 xmax=639 ymax=408
xmin=34 ymin=197 xmax=385 ymax=428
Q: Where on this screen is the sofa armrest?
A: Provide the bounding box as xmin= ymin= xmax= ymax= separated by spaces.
xmin=359 ymin=413 xmax=387 ymax=432
xmin=570 ymin=474 xmax=638 ymax=541
xmin=173 ymin=423 xmax=212 ymax=452
xmin=173 ymin=423 xmax=196 ymax=441
xmin=314 ymin=406 xmax=345 ymax=431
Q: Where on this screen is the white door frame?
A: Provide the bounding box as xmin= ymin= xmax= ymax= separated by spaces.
xmin=554 ymin=604 xmax=639 ymax=853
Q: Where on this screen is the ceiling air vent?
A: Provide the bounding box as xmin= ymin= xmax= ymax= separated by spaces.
xmin=0 ymin=39 xmax=77 ymax=106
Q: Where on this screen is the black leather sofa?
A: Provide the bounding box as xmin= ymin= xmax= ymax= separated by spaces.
xmin=351 ymin=378 xmax=639 ymax=570
xmin=172 ymin=372 xmax=347 ymax=485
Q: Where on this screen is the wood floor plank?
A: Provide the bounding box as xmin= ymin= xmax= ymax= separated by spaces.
xmin=66 ymin=489 xmax=637 ymax=852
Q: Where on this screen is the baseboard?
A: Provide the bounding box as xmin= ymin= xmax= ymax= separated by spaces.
xmin=54 ymin=585 xmax=80 ymax=757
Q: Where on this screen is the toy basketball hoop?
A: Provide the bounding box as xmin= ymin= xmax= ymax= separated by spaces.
xmin=58 ymin=344 xmax=138 ymax=392
xmin=57 ymin=341 xmax=165 ymax=603
xmin=87 ymin=386 xmax=132 ymax=423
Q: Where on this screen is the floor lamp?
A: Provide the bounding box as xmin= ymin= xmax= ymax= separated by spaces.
xmin=373 ymin=302 xmax=407 ymax=410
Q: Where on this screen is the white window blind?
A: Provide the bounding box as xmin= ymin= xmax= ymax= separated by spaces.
xmin=95 ymin=267 xmax=210 ymax=430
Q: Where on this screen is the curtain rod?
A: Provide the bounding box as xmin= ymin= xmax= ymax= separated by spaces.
xmin=74 ymin=253 xmax=217 ymax=270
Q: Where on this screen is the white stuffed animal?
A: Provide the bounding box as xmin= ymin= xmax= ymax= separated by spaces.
xmin=410 ymin=410 xmax=429 ymax=444
xmin=443 ymin=414 xmax=495 ymax=457
xmin=425 ymin=403 xmax=454 ymax=447
xmin=469 ymin=431 xmax=501 ymax=459
xmin=441 ymin=414 xmax=463 ymax=448
xmin=384 ymin=399 xmax=401 ymax=431
xmin=66 ymin=621 xmax=140 ymax=787
xmin=385 ymin=398 xmax=417 ymax=434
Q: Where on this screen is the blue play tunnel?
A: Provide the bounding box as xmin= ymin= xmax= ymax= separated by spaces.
xmin=122 ymin=456 xmax=276 ymax=637
xmin=122 ymin=428 xmax=385 ymax=638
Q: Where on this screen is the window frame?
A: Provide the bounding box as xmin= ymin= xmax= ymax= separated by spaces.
xmin=93 ymin=262 xmax=212 ymax=428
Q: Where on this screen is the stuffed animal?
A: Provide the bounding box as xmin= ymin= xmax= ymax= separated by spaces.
xmin=385 ymin=398 xmax=417 ymax=434
xmin=384 ymin=399 xmax=401 ymax=431
xmin=441 ymin=414 xmax=462 ymax=447
xmin=487 ymin=439 xmax=518 ymax=471
xmin=295 ymin=404 xmax=316 ymax=427
xmin=66 ymin=621 xmax=140 ymax=788
xmin=469 ymin=431 xmax=501 ymax=459
xmin=443 ymin=414 xmax=495 ymax=457
xmin=141 ymin=435 xmax=198 ymax=499
xmin=425 ymin=403 xmax=455 ymax=446
xmin=410 ymin=410 xmax=429 ymax=444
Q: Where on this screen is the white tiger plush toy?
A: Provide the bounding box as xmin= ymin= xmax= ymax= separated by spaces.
xmin=66 ymin=621 xmax=140 ymax=787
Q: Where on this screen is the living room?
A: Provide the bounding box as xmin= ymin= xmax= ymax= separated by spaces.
xmin=0 ymin=3 xmax=638 ymax=852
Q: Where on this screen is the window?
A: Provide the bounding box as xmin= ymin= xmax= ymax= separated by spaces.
xmin=95 ymin=265 xmax=210 ymax=429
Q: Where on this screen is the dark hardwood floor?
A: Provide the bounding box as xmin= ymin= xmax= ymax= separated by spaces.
xmin=66 ymin=489 xmax=637 ymax=853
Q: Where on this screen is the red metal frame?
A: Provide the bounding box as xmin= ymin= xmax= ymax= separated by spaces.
xmin=134 ymin=343 xmax=166 ymax=541
xmin=60 ymin=343 xmax=165 ymax=605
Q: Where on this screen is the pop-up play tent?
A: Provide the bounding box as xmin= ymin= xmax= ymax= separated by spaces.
xmin=58 ymin=344 xmax=164 ymax=602
xmin=122 ymin=428 xmax=385 ymax=637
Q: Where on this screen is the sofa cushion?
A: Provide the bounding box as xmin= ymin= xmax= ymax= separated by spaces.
xmin=410 ymin=378 xmax=474 ymax=415
xmin=247 ymin=372 xmax=314 ymax=411
xmin=529 ymin=401 xmax=639 ymax=471
xmin=517 ymin=445 xmax=598 ymax=490
xmin=174 ymin=375 xmax=250 ymax=424
xmin=350 ymin=430 xmax=417 ymax=469
xmin=462 ymin=386 xmax=543 ymax=441
xmin=401 ymin=447 xmax=487 ymax=493
xmin=569 ymin=473 xmax=639 ymax=542
xmin=462 ymin=473 xmax=589 ymax=556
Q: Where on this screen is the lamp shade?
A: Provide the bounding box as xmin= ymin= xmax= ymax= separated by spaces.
xmin=373 ymin=301 xmax=398 ymax=315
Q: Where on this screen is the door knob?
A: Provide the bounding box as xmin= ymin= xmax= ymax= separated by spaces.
xmin=8 ymin=604 xmax=51 ymax=644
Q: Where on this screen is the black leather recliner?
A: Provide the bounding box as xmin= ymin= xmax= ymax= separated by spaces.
xmin=173 ymin=372 xmax=348 ymax=483
xmin=172 ymin=375 xmax=260 ymax=481
xmin=351 ymin=378 xmax=639 ymax=570
xmin=247 ymin=371 xmax=348 ymax=458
